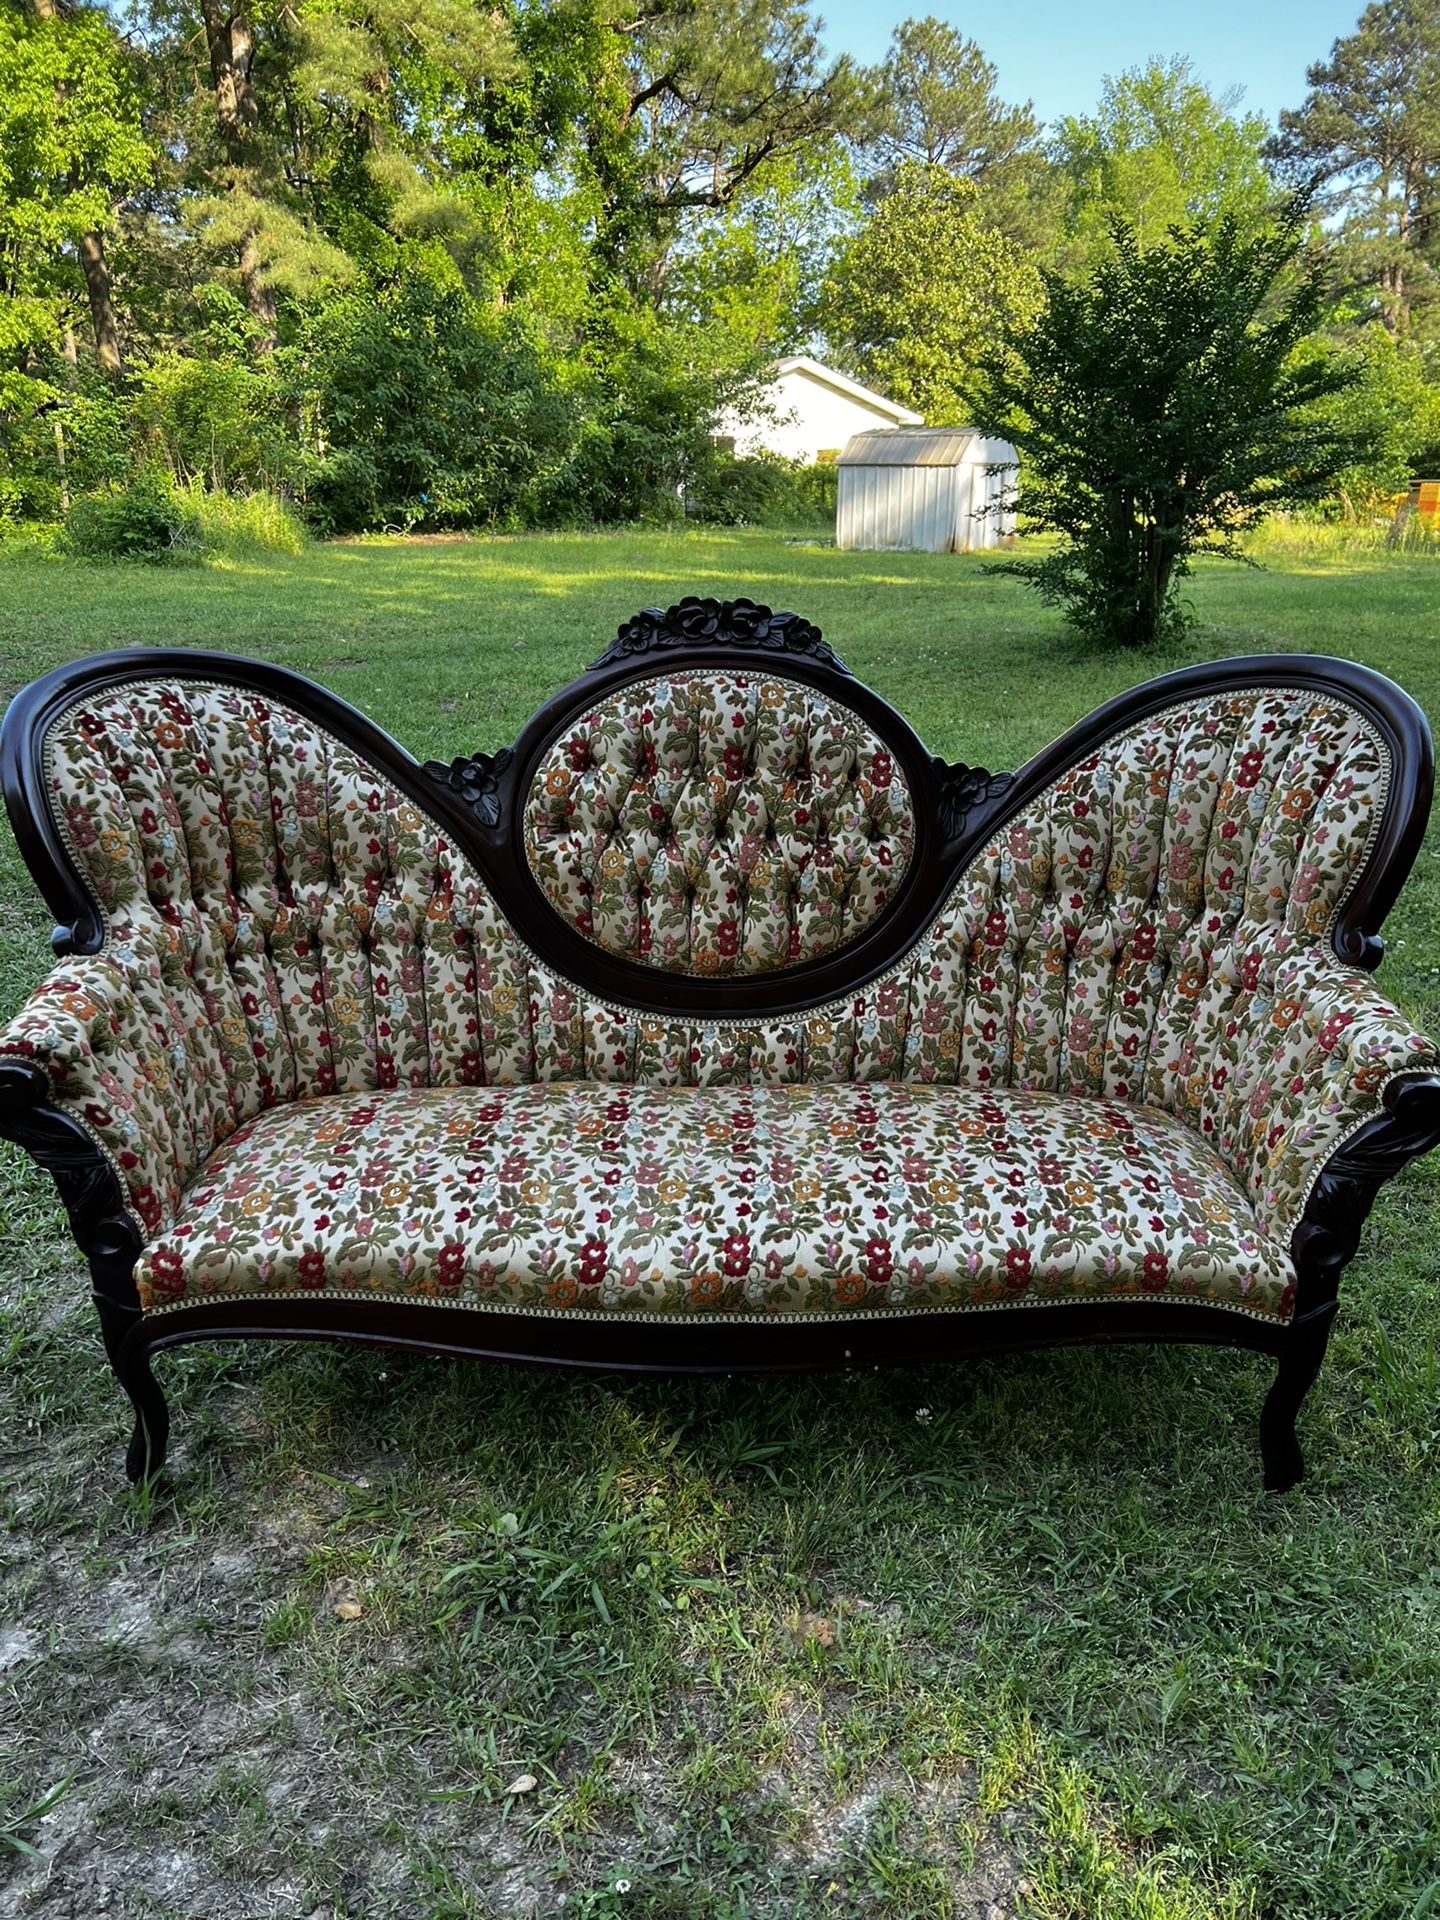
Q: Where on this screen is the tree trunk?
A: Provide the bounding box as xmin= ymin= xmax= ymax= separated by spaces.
xmin=77 ymin=230 xmax=124 ymax=375
xmin=198 ymin=0 xmax=275 ymax=343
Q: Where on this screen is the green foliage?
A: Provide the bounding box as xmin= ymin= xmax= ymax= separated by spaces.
xmin=0 ymin=3 xmax=152 ymax=259
xmin=60 ymin=470 xmax=205 ymax=564
xmin=973 ymin=204 xmax=1373 ymax=648
xmin=1272 ymin=0 xmax=1440 ymax=339
xmin=1296 ymin=327 xmax=1440 ymax=514
xmin=292 ymin=272 xmax=570 ymax=533
xmin=182 ymin=483 xmax=309 ymax=558
xmin=865 ymin=17 xmax=1057 ymax=247
xmin=685 ymin=452 xmax=837 ymax=527
xmin=821 ymin=161 xmax=1041 ymax=423
xmin=1052 ymin=57 xmax=1278 ymax=270
xmin=135 ymin=352 xmax=298 ymax=492
xmin=1 ymin=0 xmax=1438 ymax=537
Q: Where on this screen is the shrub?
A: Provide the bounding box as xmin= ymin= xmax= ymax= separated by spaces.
xmin=182 ymin=484 xmax=308 ymax=558
xmin=685 ymin=453 xmax=837 ymax=527
xmin=135 ymin=351 xmax=298 ymax=493
xmin=971 ymin=201 xmax=1373 ymax=647
xmin=61 ymin=472 xmax=205 ymax=564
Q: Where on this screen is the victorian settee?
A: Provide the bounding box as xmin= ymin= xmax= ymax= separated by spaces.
xmin=2 ymin=599 xmax=1438 ymax=1491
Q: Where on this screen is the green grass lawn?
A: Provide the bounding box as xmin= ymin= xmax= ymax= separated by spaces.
xmin=2 ymin=529 xmax=1440 ymax=1918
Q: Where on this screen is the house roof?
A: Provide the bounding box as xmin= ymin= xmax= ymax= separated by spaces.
xmin=838 ymin=428 xmax=1016 ymax=467
xmin=773 ymin=356 xmax=924 ymax=426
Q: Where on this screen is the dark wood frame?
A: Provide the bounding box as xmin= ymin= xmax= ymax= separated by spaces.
xmin=4 ymin=595 xmax=1439 ymax=1492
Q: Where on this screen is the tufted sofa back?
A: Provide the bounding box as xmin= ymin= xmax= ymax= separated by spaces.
xmin=522 ymin=670 xmax=916 ymax=976
xmin=30 ymin=669 xmax=1405 ymax=1240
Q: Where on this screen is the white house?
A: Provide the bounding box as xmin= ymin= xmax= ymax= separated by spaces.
xmin=715 ymin=356 xmax=923 ymax=465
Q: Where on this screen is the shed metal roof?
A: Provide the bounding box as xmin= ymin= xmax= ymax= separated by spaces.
xmin=838 ymin=428 xmax=984 ymax=467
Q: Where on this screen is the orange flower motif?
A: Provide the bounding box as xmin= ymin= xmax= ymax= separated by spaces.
xmin=834 ymin=1272 xmax=865 ymax=1304
xmin=547 ymin=1277 xmax=579 ymax=1308
xmin=690 ymin=1272 xmax=725 ymax=1306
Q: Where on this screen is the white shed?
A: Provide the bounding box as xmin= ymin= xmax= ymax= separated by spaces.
xmin=714 ymin=356 xmax=923 ymax=465
xmin=836 ymin=429 xmax=1018 ymax=553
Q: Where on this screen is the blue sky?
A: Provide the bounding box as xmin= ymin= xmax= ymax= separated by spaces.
xmin=816 ymin=0 xmax=1364 ymax=129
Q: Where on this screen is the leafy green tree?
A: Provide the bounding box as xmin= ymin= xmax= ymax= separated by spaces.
xmin=1296 ymin=325 xmax=1440 ymax=513
xmin=1271 ymin=0 xmax=1440 ymax=337
xmin=666 ymin=142 xmax=860 ymax=353
xmin=0 ymin=0 xmax=152 ymax=371
xmin=1052 ymin=56 xmax=1276 ymax=267
xmin=971 ymin=205 xmax=1371 ymax=648
xmin=819 ymin=160 xmax=1040 ymax=423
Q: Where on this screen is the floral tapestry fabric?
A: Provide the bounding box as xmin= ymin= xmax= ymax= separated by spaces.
xmin=1 ymin=673 xmax=1436 ymax=1304
xmin=135 ymin=1080 xmax=1295 ymax=1319
xmin=522 ymin=670 xmax=916 ymax=974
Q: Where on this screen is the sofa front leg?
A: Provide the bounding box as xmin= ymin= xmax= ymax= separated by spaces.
xmin=92 ymin=1286 xmax=169 ymax=1483
xmin=1259 ymin=1304 xmax=1337 ymax=1493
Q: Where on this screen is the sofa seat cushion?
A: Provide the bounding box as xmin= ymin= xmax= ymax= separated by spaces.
xmin=134 ymin=1083 xmax=1297 ymax=1322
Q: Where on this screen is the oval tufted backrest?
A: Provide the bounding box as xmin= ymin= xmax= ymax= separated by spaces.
xmin=520 ymin=669 xmax=917 ymax=975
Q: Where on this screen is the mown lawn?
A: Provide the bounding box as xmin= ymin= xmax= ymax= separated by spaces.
xmin=2 ymin=529 xmax=1439 ymax=1919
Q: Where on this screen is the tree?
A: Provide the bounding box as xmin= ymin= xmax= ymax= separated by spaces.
xmin=1052 ymin=56 xmax=1276 ymax=268
xmin=971 ymin=204 xmax=1372 ymax=648
xmin=569 ymin=0 xmax=880 ymax=298
xmin=862 ymin=17 xmax=1056 ymax=247
xmin=1295 ymin=325 xmax=1440 ymax=514
xmin=1270 ymin=1 xmax=1440 ymax=337
xmin=819 ymin=161 xmax=1040 ymax=423
xmin=871 ymin=17 xmax=1038 ymax=179
xmin=0 ymin=0 xmax=152 ymax=373
xmin=666 ymin=141 xmax=860 ymax=354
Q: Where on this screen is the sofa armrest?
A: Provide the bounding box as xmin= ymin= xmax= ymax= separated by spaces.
xmin=0 ymin=939 xmax=241 ymax=1237
xmin=1180 ymin=945 xmax=1440 ymax=1248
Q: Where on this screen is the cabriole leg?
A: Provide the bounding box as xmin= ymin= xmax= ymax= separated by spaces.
xmin=1259 ymin=1305 xmax=1337 ymax=1494
xmin=92 ymin=1289 xmax=169 ymax=1483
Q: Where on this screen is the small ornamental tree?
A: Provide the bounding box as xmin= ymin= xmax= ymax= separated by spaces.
xmin=971 ymin=203 xmax=1375 ymax=648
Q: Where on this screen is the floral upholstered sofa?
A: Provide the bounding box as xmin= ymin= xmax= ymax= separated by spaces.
xmin=3 ymin=598 xmax=1439 ymax=1490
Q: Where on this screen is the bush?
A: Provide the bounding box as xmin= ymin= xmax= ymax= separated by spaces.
xmin=135 ymin=351 xmax=298 ymax=493
xmin=61 ymin=472 xmax=205 ymax=563
xmin=971 ymin=202 xmax=1373 ymax=647
xmin=685 ymin=453 xmax=837 ymax=527
xmin=182 ymin=484 xmax=308 ymax=558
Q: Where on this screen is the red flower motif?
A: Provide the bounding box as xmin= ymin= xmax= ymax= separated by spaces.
xmin=865 ymin=1236 xmax=893 ymax=1285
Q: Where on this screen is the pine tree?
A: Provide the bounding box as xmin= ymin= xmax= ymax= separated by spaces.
xmin=1271 ymin=0 xmax=1440 ymax=336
